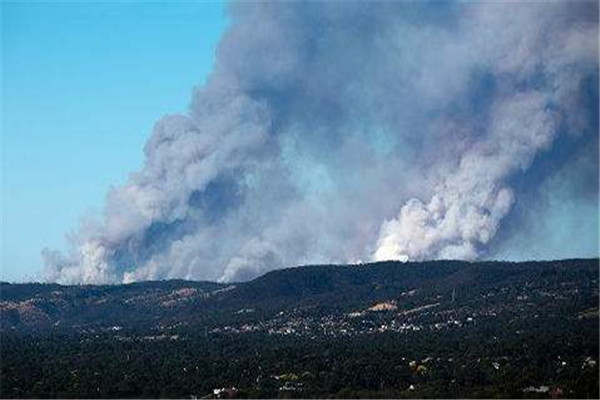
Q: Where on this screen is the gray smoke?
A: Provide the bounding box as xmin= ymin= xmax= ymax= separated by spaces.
xmin=43 ymin=1 xmax=599 ymax=284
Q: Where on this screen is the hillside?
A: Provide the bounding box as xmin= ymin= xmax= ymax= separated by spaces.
xmin=1 ymin=259 xmax=598 ymax=333
xmin=1 ymin=259 xmax=598 ymax=398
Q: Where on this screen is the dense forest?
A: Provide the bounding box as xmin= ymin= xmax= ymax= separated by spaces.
xmin=1 ymin=259 xmax=598 ymax=398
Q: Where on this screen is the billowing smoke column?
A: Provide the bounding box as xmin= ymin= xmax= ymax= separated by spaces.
xmin=44 ymin=1 xmax=599 ymax=284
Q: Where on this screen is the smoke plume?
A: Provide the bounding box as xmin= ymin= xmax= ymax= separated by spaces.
xmin=44 ymin=1 xmax=599 ymax=284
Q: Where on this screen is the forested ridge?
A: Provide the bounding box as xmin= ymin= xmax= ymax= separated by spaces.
xmin=1 ymin=259 xmax=598 ymax=398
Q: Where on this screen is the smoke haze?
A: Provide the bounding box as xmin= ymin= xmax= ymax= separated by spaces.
xmin=44 ymin=1 xmax=599 ymax=284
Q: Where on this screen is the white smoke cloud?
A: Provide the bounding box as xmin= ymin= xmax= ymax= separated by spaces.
xmin=374 ymin=92 xmax=557 ymax=261
xmin=373 ymin=2 xmax=598 ymax=262
xmin=44 ymin=1 xmax=598 ymax=284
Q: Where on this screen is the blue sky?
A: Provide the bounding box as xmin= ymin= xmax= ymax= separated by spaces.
xmin=1 ymin=1 xmax=228 ymax=282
